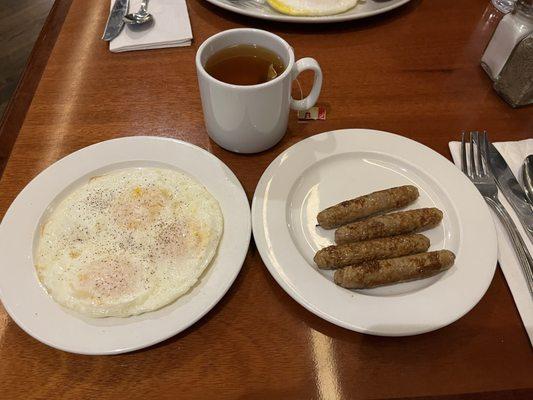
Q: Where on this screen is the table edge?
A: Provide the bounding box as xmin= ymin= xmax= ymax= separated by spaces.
xmin=0 ymin=0 xmax=74 ymax=177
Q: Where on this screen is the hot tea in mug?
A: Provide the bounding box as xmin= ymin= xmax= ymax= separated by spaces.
xmin=205 ymin=44 xmax=286 ymax=86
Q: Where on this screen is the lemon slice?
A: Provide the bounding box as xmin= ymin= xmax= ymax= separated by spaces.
xmin=266 ymin=0 xmax=359 ymax=16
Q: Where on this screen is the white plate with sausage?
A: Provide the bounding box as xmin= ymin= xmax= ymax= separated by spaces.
xmin=251 ymin=129 xmax=497 ymax=336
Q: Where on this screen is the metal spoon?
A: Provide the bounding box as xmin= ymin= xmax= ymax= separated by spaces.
xmin=123 ymin=0 xmax=153 ymax=25
xmin=523 ymin=155 xmax=533 ymax=206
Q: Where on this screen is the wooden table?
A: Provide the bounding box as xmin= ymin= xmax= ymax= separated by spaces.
xmin=0 ymin=0 xmax=532 ymax=398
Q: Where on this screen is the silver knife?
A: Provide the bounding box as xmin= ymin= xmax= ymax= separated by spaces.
xmin=485 ymin=137 xmax=533 ymax=244
xmin=102 ymin=0 xmax=129 ymax=41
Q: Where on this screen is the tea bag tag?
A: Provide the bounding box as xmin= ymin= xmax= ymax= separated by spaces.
xmin=298 ymin=106 xmax=327 ymax=121
xmin=267 ymin=64 xmax=278 ymax=81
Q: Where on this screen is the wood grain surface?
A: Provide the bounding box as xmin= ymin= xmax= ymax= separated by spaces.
xmin=0 ymin=0 xmax=73 ymax=173
xmin=0 ymin=0 xmax=532 ymax=399
xmin=0 ymin=0 xmax=55 ymax=119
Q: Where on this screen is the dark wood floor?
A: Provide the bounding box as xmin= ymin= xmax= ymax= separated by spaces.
xmin=0 ymin=0 xmax=55 ymax=119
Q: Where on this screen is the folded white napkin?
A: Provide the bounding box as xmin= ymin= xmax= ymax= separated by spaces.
xmin=109 ymin=0 xmax=192 ymax=53
xmin=449 ymin=139 xmax=533 ymax=345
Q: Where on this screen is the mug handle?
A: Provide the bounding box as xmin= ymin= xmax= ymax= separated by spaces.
xmin=290 ymin=58 xmax=323 ymax=111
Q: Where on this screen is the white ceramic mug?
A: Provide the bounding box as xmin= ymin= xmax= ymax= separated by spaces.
xmin=196 ymin=28 xmax=323 ymax=154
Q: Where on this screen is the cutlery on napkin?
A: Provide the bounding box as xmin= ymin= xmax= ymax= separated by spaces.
xmin=449 ymin=139 xmax=533 ymax=345
xmin=109 ymin=0 xmax=192 ymax=52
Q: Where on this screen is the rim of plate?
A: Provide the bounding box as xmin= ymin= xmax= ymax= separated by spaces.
xmin=0 ymin=136 xmax=251 ymax=355
xmin=251 ymin=129 xmax=497 ymax=336
xmin=203 ymin=0 xmax=412 ymax=23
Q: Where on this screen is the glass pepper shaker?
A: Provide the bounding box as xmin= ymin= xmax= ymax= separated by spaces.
xmin=493 ymin=33 xmax=533 ymax=107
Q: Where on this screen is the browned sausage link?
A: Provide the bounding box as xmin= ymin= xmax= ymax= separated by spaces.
xmin=334 ymin=250 xmax=455 ymax=289
xmin=317 ymin=185 xmax=419 ymax=229
xmin=335 ymin=208 xmax=443 ymax=244
xmin=314 ymin=233 xmax=430 ymax=270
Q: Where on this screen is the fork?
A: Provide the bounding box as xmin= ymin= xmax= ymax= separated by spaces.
xmin=461 ymin=131 xmax=533 ymax=296
xmin=226 ymin=0 xmax=270 ymax=11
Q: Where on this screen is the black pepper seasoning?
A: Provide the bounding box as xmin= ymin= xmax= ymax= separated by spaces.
xmin=493 ymin=32 xmax=533 ymax=107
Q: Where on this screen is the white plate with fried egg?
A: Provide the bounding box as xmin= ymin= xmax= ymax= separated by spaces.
xmin=0 ymin=136 xmax=250 ymax=355
xmin=204 ymin=0 xmax=411 ymax=23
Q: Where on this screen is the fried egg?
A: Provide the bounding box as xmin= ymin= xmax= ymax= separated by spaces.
xmin=267 ymin=0 xmax=359 ymax=16
xmin=35 ymin=167 xmax=223 ymax=318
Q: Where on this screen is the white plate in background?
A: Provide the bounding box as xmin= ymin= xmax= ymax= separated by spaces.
xmin=252 ymin=129 xmax=497 ymax=336
xmin=0 ymin=136 xmax=251 ymax=355
xmin=204 ymin=0 xmax=411 ymax=23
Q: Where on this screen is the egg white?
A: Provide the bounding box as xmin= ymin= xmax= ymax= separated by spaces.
xmin=267 ymin=0 xmax=359 ymax=16
xmin=35 ymin=167 xmax=223 ymax=318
